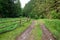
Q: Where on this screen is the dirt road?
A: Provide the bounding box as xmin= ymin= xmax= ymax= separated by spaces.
xmin=16 ymin=21 xmax=36 ymax=40
xmin=40 ymin=23 xmax=55 ymax=40
xmin=16 ymin=20 xmax=55 ymax=40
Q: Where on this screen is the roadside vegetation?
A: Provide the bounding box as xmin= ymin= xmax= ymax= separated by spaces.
xmin=44 ymin=19 xmax=60 ymax=40
xmin=38 ymin=19 xmax=60 ymax=40
xmin=0 ymin=0 xmax=60 ymax=40
xmin=0 ymin=18 xmax=32 ymax=40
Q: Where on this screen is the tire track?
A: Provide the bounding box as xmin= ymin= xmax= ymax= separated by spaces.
xmin=40 ymin=23 xmax=55 ymax=40
xmin=16 ymin=21 xmax=36 ymax=40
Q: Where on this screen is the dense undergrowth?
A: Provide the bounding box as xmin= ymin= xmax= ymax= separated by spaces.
xmin=44 ymin=19 xmax=60 ymax=40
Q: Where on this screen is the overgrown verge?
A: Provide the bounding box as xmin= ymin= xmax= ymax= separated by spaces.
xmin=0 ymin=18 xmax=32 ymax=40
xmin=44 ymin=19 xmax=60 ymax=40
xmin=0 ymin=18 xmax=31 ymax=33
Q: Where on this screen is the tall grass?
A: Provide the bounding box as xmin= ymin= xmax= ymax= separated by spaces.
xmin=44 ymin=19 xmax=60 ymax=40
xmin=0 ymin=18 xmax=32 ymax=40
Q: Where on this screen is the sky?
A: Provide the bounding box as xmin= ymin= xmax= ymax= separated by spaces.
xmin=20 ymin=0 xmax=30 ymax=8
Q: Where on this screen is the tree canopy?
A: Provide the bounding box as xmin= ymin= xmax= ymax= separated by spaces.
xmin=0 ymin=0 xmax=21 ymax=18
xmin=23 ymin=0 xmax=60 ymax=19
xmin=0 ymin=0 xmax=60 ymax=19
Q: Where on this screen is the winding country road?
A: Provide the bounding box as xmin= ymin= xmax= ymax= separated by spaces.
xmin=16 ymin=20 xmax=55 ymax=40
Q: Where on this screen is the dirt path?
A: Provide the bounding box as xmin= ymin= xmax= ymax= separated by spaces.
xmin=16 ymin=21 xmax=36 ymax=40
xmin=40 ymin=23 xmax=55 ymax=40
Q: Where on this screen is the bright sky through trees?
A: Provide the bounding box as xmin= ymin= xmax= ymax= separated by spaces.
xmin=20 ymin=0 xmax=30 ymax=8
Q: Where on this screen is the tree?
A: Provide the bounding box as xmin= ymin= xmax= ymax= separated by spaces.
xmin=23 ymin=0 xmax=60 ymax=19
xmin=0 ymin=0 xmax=21 ymax=18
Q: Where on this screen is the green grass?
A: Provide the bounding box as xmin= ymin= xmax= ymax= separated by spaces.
xmin=30 ymin=21 xmax=42 ymax=40
xmin=0 ymin=17 xmax=28 ymax=23
xmin=0 ymin=18 xmax=20 ymax=23
xmin=0 ymin=18 xmax=32 ymax=40
xmin=0 ymin=18 xmax=30 ymax=33
xmin=0 ymin=18 xmax=60 ymax=40
xmin=39 ymin=19 xmax=60 ymax=40
xmin=0 ymin=21 xmax=19 ymax=28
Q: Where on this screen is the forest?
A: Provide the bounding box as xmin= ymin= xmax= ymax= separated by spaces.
xmin=0 ymin=0 xmax=60 ymax=40
xmin=0 ymin=0 xmax=60 ymax=19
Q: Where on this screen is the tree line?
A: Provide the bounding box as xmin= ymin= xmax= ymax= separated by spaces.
xmin=23 ymin=0 xmax=60 ymax=19
xmin=0 ymin=0 xmax=60 ymax=19
xmin=0 ymin=0 xmax=21 ymax=18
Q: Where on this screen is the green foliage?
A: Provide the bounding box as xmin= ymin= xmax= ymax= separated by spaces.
xmin=0 ymin=0 xmax=21 ymax=18
xmin=44 ymin=19 xmax=60 ymax=40
xmin=0 ymin=18 xmax=31 ymax=33
xmin=50 ymin=10 xmax=60 ymax=19
xmin=31 ymin=21 xmax=42 ymax=40
xmin=0 ymin=19 xmax=32 ymax=40
xmin=23 ymin=0 xmax=60 ymax=19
